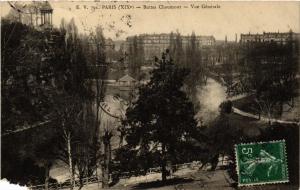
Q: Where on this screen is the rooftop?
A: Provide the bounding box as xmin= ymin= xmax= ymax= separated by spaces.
xmin=39 ymin=1 xmax=53 ymax=11
xmin=12 ymin=1 xmax=53 ymax=13
xmin=118 ymin=74 xmax=136 ymax=82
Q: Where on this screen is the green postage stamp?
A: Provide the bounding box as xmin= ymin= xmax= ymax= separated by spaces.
xmin=235 ymin=140 xmax=289 ymax=186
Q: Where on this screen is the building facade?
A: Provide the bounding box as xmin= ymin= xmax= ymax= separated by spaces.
xmin=240 ymin=31 xmax=300 ymax=44
xmin=125 ymin=33 xmax=216 ymax=61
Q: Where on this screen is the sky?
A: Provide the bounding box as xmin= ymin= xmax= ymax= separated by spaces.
xmin=1 ymin=1 xmax=300 ymax=41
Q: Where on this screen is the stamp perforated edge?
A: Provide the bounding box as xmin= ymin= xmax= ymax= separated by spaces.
xmin=234 ymin=139 xmax=289 ymax=187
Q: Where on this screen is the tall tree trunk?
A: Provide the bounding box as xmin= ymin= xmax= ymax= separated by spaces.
xmin=161 ymin=160 xmax=167 ymax=182
xmin=268 ymin=112 xmax=272 ymax=126
xmin=78 ymin=177 xmax=83 ymax=190
xmin=279 ymin=102 xmax=283 ymax=118
xmin=161 ymin=144 xmax=167 ymax=183
xmin=67 ymin=132 xmax=75 ymax=190
xmin=95 ymin=78 xmax=101 ymax=189
xmin=102 ymin=132 xmax=111 ymax=188
xmin=44 ymin=163 xmax=50 ymax=190
xmin=91 ymin=82 xmax=101 ymax=188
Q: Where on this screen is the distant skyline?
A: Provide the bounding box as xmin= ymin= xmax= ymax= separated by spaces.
xmin=1 ymin=1 xmax=299 ymax=41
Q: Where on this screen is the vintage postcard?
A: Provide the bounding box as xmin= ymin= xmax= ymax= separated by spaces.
xmin=1 ymin=1 xmax=299 ymax=190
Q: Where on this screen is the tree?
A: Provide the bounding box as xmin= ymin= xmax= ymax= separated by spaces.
xmin=54 ymin=94 xmax=83 ymax=190
xmin=34 ymin=130 xmax=59 ymax=190
xmin=169 ymin=32 xmax=175 ymax=58
xmin=220 ymin=44 xmax=238 ymax=95
xmin=117 ymin=51 xmax=198 ymax=182
xmin=85 ymin=25 xmax=109 ymax=188
xmin=185 ymin=32 xmax=203 ymax=105
xmin=238 ymin=40 xmax=298 ymax=122
xmin=128 ymin=35 xmax=144 ymax=78
xmin=201 ymin=100 xmax=245 ymax=172
xmin=219 ymin=100 xmax=233 ymax=114
xmin=100 ymin=120 xmax=116 ymax=188
xmin=169 ymin=31 xmax=184 ymax=66
xmin=1 ymin=16 xmax=99 ymax=189
xmin=1 ymin=19 xmax=62 ymax=187
xmin=55 ymin=19 xmax=98 ymax=190
xmin=1 ymin=19 xmax=57 ymax=135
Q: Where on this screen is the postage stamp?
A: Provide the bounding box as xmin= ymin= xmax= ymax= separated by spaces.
xmin=235 ymin=140 xmax=289 ymax=186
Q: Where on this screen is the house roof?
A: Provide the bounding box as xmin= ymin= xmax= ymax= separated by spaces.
xmin=39 ymin=2 xmax=53 ymax=11
xmin=12 ymin=1 xmax=52 ymax=13
xmin=118 ymin=74 xmax=136 ymax=82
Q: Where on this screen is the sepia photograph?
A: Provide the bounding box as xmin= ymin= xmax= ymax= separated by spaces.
xmin=1 ymin=1 xmax=299 ymax=189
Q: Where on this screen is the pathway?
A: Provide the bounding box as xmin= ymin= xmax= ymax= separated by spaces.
xmin=232 ymin=107 xmax=299 ymax=126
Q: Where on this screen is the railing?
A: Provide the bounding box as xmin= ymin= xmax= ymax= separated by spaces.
xmin=2 ymin=120 xmax=52 ymax=137
xmin=29 ymin=176 xmax=101 ymax=190
xmin=29 ymin=160 xmax=227 ymax=190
